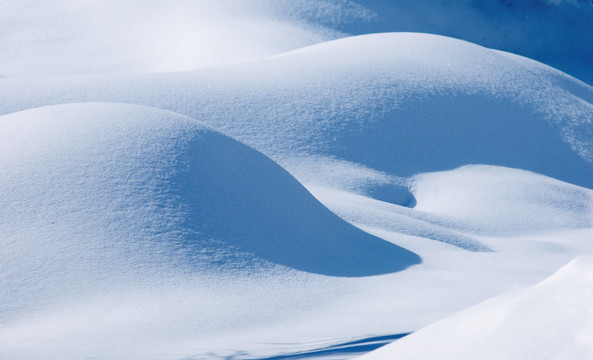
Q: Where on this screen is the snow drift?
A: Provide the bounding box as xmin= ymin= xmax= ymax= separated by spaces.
xmin=338 ymin=0 xmax=593 ymax=85
xmin=411 ymin=165 xmax=593 ymax=236
xmin=0 ymin=102 xmax=419 ymax=315
xmin=1 ymin=33 xmax=592 ymax=195
xmin=358 ymin=255 xmax=593 ymax=360
xmin=1 ymin=30 xmax=593 ymax=360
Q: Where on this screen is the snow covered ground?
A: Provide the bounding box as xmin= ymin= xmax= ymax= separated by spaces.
xmin=1 ymin=2 xmax=593 ymax=360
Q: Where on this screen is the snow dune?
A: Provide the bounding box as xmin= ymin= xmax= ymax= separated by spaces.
xmin=2 ymin=33 xmax=592 ymax=195
xmin=0 ymin=102 xmax=419 ymax=313
xmin=358 ymin=255 xmax=593 ymax=360
xmin=309 ymin=164 xmax=593 ymax=253
xmin=2 ymin=32 xmax=592 ymax=251
xmin=2 ymin=33 xmax=592 ymax=252
xmin=412 ymin=165 xmax=593 ymax=236
xmin=1 ymin=30 xmax=593 ymax=360
xmin=337 ymin=0 xmax=593 ymax=85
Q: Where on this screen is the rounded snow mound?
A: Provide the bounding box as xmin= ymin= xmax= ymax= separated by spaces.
xmin=263 ymin=33 xmax=593 ymax=189
xmin=0 ymin=102 xmax=419 ymax=285
xmin=412 ymin=165 xmax=593 ymax=236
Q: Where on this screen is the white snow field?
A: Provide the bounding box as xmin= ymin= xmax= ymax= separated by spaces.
xmin=1 ymin=7 xmax=593 ymax=360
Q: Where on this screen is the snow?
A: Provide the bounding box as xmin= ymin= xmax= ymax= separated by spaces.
xmin=411 ymin=165 xmax=593 ymax=236
xmin=1 ymin=3 xmax=593 ymax=360
xmin=335 ymin=1 xmax=593 ymax=85
xmin=2 ymin=33 xmax=593 ymax=195
xmin=3 ymin=1 xmax=591 ymax=84
xmin=0 ymin=0 xmax=366 ymax=74
xmin=357 ymin=256 xmax=593 ymax=360
xmin=0 ymin=103 xmax=417 ymax=305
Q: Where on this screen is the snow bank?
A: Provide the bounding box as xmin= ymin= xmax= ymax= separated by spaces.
xmin=357 ymin=255 xmax=593 ymax=360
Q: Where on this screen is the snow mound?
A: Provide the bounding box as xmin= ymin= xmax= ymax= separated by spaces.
xmin=337 ymin=1 xmax=593 ymax=85
xmin=260 ymin=33 xmax=593 ymax=188
xmin=357 ymin=255 xmax=593 ymax=360
xmin=412 ymin=165 xmax=593 ymax=236
xmin=0 ymin=102 xmax=420 ymax=308
xmin=2 ymin=33 xmax=592 ymax=195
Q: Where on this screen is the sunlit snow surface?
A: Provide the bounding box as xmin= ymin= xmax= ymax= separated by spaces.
xmin=358 ymin=255 xmax=593 ymax=360
xmin=1 ymin=6 xmax=593 ymax=360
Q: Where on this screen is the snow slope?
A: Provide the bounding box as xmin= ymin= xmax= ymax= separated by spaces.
xmin=0 ymin=102 xmax=418 ymax=307
xmin=358 ymin=255 xmax=593 ymax=360
xmin=339 ymin=0 xmax=593 ymax=85
xmin=3 ymin=1 xmax=592 ymax=85
xmin=1 ymin=32 xmax=593 ymax=360
xmin=411 ymin=165 xmax=593 ymax=236
xmin=0 ymin=0 xmax=368 ymax=74
xmin=2 ymin=33 xmax=592 ymax=194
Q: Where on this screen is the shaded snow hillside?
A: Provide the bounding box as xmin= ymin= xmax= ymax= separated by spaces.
xmin=2 ymin=33 xmax=592 ymax=194
xmin=358 ymin=255 xmax=593 ymax=360
xmin=0 ymin=102 xmax=419 ymax=312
